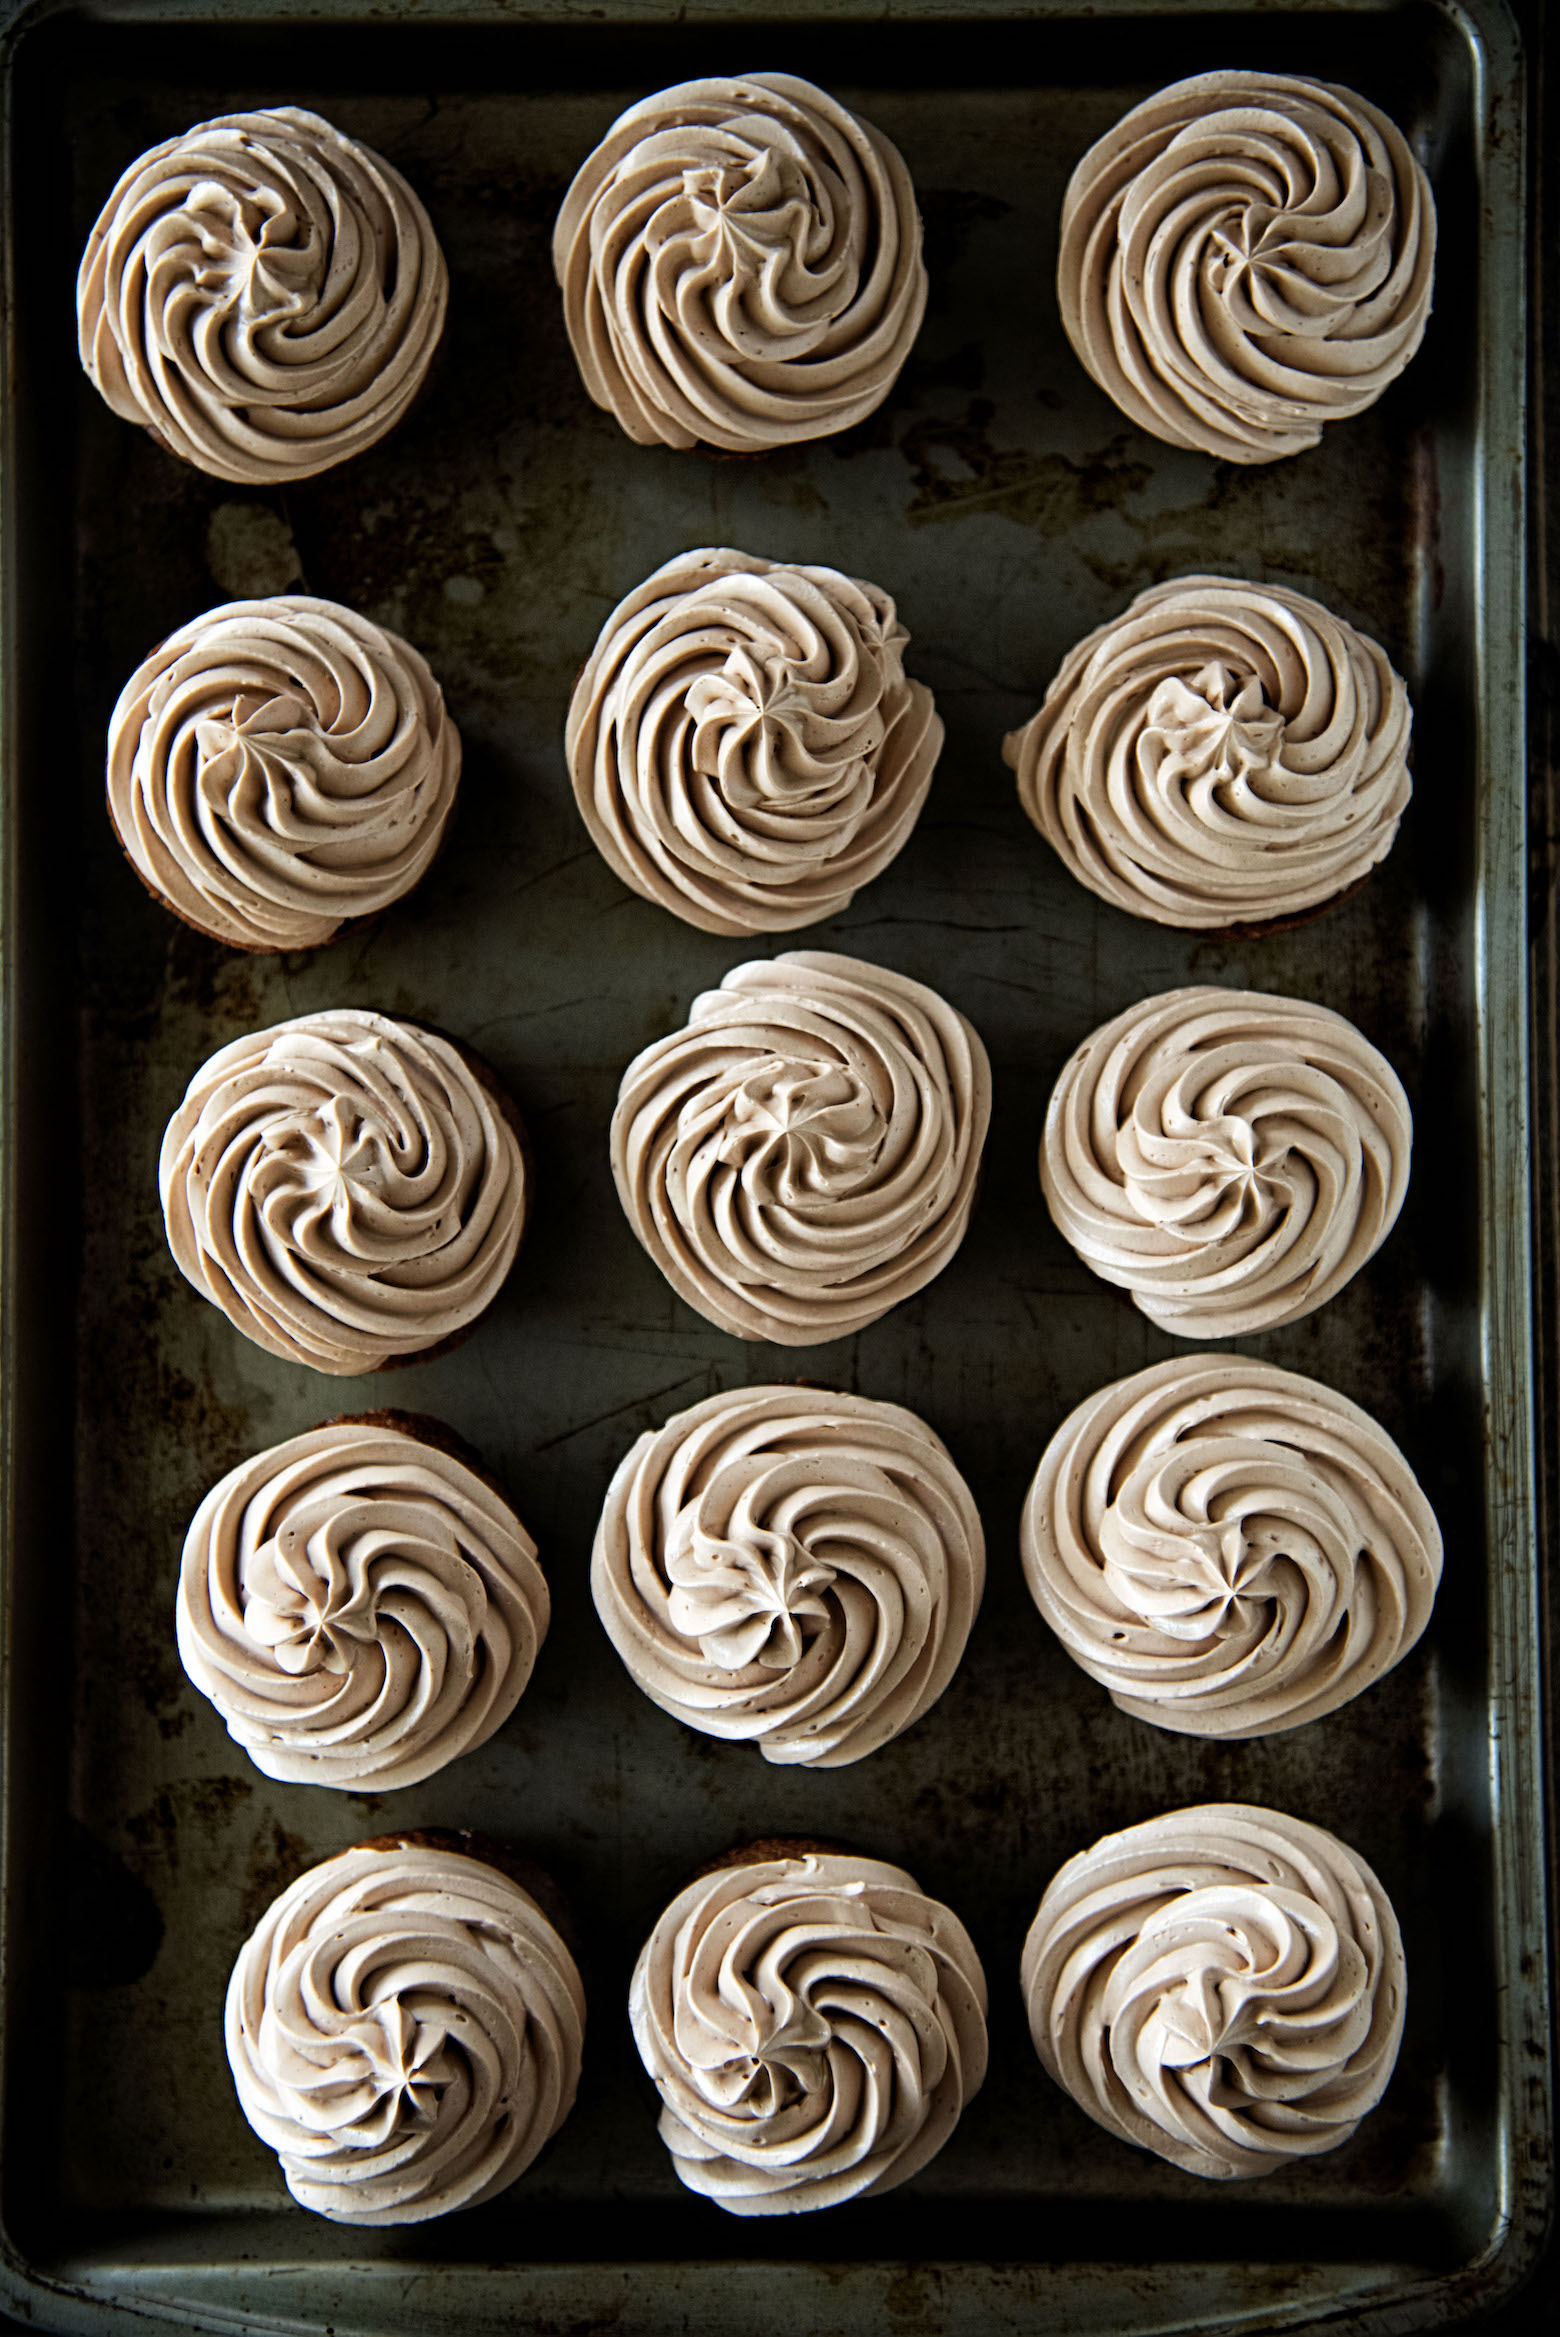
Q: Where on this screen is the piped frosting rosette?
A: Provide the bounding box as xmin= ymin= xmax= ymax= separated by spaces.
xmin=554 ymin=72 xmax=927 ymax=452
xmin=593 ymin=1386 xmax=983 ymax=1765
xmin=108 ymin=596 xmax=461 ymax=951
xmin=160 ymin=1008 xmax=528 ymax=1373
xmin=1022 ymin=1356 xmax=1441 ymax=1736
xmin=1021 ymin=1804 xmax=1406 ymax=2179
xmin=178 ymin=1416 xmax=549 ymax=1788
xmin=631 ymin=1850 xmax=988 ymax=2212
xmin=1059 ymin=71 xmax=1435 ymax=462
xmin=78 ymin=106 xmax=447 ymax=484
xmin=567 ymin=548 xmax=942 ymax=935
xmin=612 ymin=951 xmax=991 ymax=1344
xmin=1004 ymin=575 xmax=1411 ymax=929
xmin=1041 ymin=986 xmax=1411 ymax=1336
xmin=227 ymin=1839 xmax=585 ymax=2222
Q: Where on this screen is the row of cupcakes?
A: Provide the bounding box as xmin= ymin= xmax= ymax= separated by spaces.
xmin=79 ymin=69 xmax=1435 ymax=480
xmin=226 ymin=1812 xmax=1408 ymax=2224
xmin=106 ymin=560 xmax=1414 ymax=954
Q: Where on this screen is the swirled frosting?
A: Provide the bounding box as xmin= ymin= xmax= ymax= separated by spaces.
xmin=160 ymin=1008 xmax=527 ymax=1374
xmin=612 ymin=951 xmax=991 ymax=1344
xmin=1022 ymin=1356 xmax=1441 ymax=1736
xmin=593 ymin=1386 xmax=983 ymax=1765
xmin=178 ymin=1417 xmax=549 ymax=1788
xmin=1041 ymin=986 xmax=1410 ymax=1336
xmin=631 ymin=1850 xmax=987 ymax=2212
xmin=78 ymin=107 xmax=447 ymax=484
xmin=1021 ymin=1804 xmax=1405 ymax=2178
xmin=108 ymin=596 xmax=460 ymax=951
xmin=567 ymin=548 xmax=941 ymax=935
xmin=227 ymin=1840 xmax=585 ymax=2221
xmin=1005 ymin=575 xmax=1411 ymax=929
xmin=1059 ymin=72 xmax=1436 ymax=462
xmin=554 ymin=72 xmax=927 ymax=452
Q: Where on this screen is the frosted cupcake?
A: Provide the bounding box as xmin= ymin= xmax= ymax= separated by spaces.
xmin=108 ymin=597 xmax=461 ymax=951
xmin=79 ymin=107 xmax=447 ymax=483
xmin=226 ymin=1832 xmax=585 ymax=2222
xmin=555 ymin=72 xmax=926 ymax=452
xmin=631 ymin=1841 xmax=987 ymax=2212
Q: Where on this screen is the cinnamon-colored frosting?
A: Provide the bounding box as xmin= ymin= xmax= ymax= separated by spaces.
xmin=1022 ymin=1356 xmax=1441 ymax=1736
xmin=611 ymin=951 xmax=991 ymax=1344
xmin=631 ymin=1850 xmax=987 ymax=2212
xmin=566 ymin=548 xmax=941 ymax=935
xmin=554 ymin=72 xmax=926 ymax=452
xmin=1041 ymin=986 xmax=1410 ymax=1336
xmin=108 ymin=596 xmax=460 ymax=950
xmin=1059 ymin=72 xmax=1436 ymax=463
xmin=593 ymin=1385 xmax=983 ymax=1765
xmin=78 ymin=107 xmax=447 ymax=484
xmin=1021 ymin=1804 xmax=1405 ymax=2178
xmin=178 ymin=1419 xmax=548 ymax=1788
xmin=160 ymin=1009 xmax=527 ymax=1374
xmin=1005 ymin=575 xmax=1411 ymax=928
xmin=227 ymin=1840 xmax=585 ymax=2222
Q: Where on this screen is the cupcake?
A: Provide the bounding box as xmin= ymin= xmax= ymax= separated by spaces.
xmin=1058 ymin=71 xmax=1436 ymax=462
xmin=107 ymin=597 xmax=461 ymax=952
xmin=612 ymin=951 xmax=991 ymax=1344
xmin=177 ymin=1411 xmax=549 ymax=1789
xmin=593 ymin=1384 xmax=983 ymax=1765
xmin=78 ymin=107 xmax=447 ymax=484
xmin=1021 ymin=1804 xmax=1406 ymax=2178
xmin=554 ymin=73 xmax=926 ymax=452
xmin=1021 ymin=1355 xmax=1441 ymax=1736
xmin=1041 ymin=985 xmax=1411 ymax=1336
xmin=159 ymin=1008 xmax=529 ymax=1373
xmin=1004 ymin=576 xmax=1412 ymax=931
xmin=630 ymin=1842 xmax=987 ymax=2212
xmin=226 ymin=1832 xmax=585 ymax=2222
xmin=567 ymin=548 xmax=942 ymax=935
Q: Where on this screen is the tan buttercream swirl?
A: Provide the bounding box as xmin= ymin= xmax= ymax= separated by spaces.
xmin=1041 ymin=986 xmax=1410 ymax=1337
xmin=553 ymin=72 xmax=927 ymax=452
xmin=108 ymin=596 xmax=461 ymax=951
xmin=226 ymin=1841 xmax=585 ymax=2222
xmin=1021 ymin=1803 xmax=1405 ymax=2179
xmin=160 ymin=1009 xmax=527 ymax=1374
xmin=1004 ymin=576 xmax=1411 ymax=929
xmin=177 ymin=1420 xmax=549 ymax=1789
xmin=78 ymin=106 xmax=447 ymax=485
xmin=1059 ymin=71 xmax=1435 ymax=463
xmin=593 ymin=1386 xmax=983 ymax=1766
xmin=567 ymin=548 xmax=941 ymax=936
xmin=612 ymin=951 xmax=991 ymax=1345
xmin=631 ymin=1851 xmax=987 ymax=2213
xmin=1022 ymin=1356 xmax=1440 ymax=1737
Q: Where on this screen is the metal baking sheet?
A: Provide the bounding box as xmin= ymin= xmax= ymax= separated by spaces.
xmin=0 ymin=0 xmax=1547 ymax=2330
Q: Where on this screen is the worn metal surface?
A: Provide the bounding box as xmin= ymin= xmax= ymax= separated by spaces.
xmin=0 ymin=0 xmax=1546 ymax=2332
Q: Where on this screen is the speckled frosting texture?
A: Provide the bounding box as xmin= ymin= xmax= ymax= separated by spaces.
xmin=226 ymin=1841 xmax=585 ymax=2222
xmin=1021 ymin=1356 xmax=1441 ymax=1736
xmin=1022 ymin=1804 xmax=1405 ymax=2179
xmin=593 ymin=1385 xmax=983 ymax=1765
xmin=566 ymin=547 xmax=941 ymax=935
xmin=1059 ymin=71 xmax=1435 ymax=463
xmin=1004 ymin=575 xmax=1411 ymax=929
xmin=160 ymin=1008 xmax=527 ymax=1374
xmin=1041 ymin=985 xmax=1411 ymax=1336
xmin=178 ymin=1419 xmax=549 ymax=1788
xmin=631 ymin=1851 xmax=987 ymax=2212
xmin=554 ymin=72 xmax=926 ymax=452
xmin=108 ymin=596 xmax=461 ymax=950
xmin=611 ymin=951 xmax=991 ymax=1344
xmin=78 ymin=107 xmax=447 ymax=485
